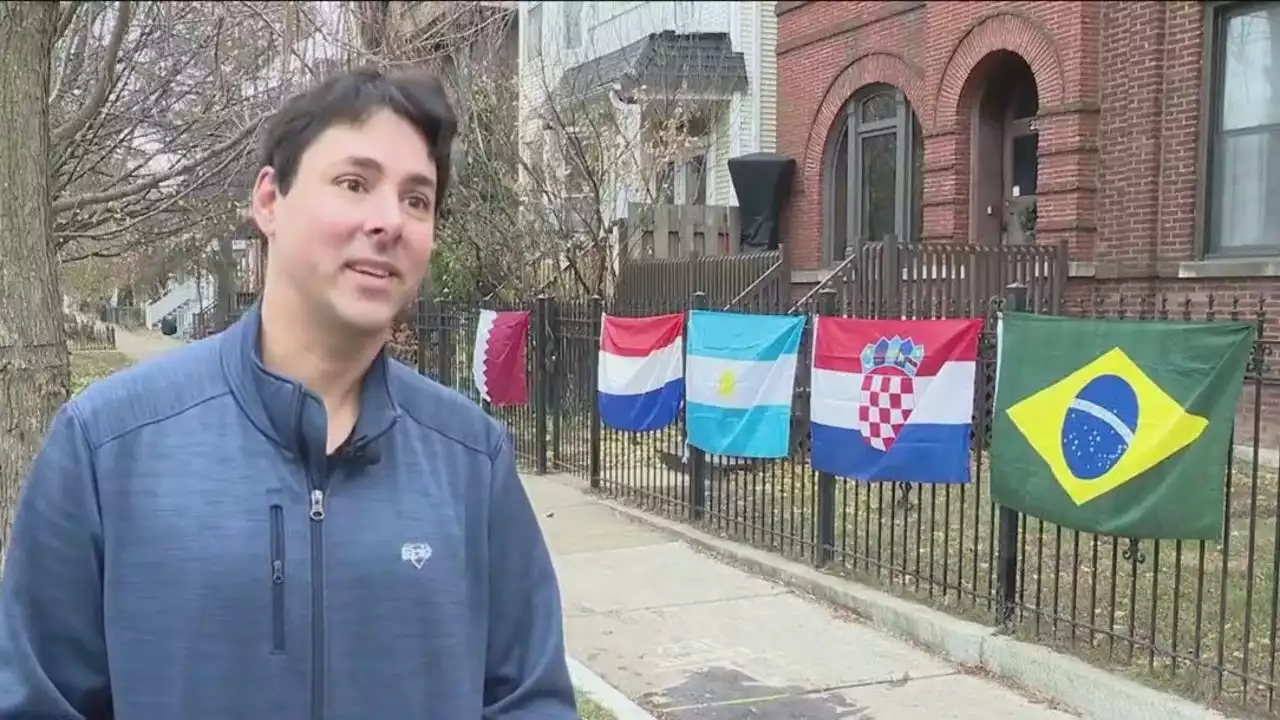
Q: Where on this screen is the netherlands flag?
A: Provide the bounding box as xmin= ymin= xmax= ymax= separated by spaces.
xmin=598 ymin=313 xmax=685 ymax=432
xmin=810 ymin=317 xmax=983 ymax=484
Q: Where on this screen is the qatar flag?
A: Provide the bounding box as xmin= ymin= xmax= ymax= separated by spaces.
xmin=472 ymin=309 xmax=530 ymax=406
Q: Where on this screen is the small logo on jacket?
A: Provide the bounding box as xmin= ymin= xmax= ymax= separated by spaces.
xmin=401 ymin=542 xmax=433 ymax=569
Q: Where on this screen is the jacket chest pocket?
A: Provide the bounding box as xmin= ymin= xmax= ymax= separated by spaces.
xmin=264 ymin=486 xmax=309 ymax=658
xmin=269 ymin=503 xmax=286 ymax=654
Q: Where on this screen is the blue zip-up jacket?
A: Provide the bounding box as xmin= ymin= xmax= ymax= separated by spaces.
xmin=0 ymin=307 xmax=576 ymax=719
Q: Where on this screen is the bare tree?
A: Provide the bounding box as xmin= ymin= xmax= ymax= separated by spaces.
xmin=419 ymin=5 xmax=547 ymax=303
xmin=371 ymin=3 xmax=742 ymax=304
xmin=53 ymin=2 xmax=506 ymax=306
xmin=0 ymin=2 xmax=67 ymax=541
xmin=1 ymin=1 xmax=513 ymax=542
xmin=503 ymin=16 xmax=741 ymax=299
xmin=51 ymin=2 xmax=269 ymax=264
xmin=522 ymin=75 xmax=722 ymax=295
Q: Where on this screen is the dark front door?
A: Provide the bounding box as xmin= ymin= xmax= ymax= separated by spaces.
xmin=967 ymin=52 xmax=1041 ymax=246
xmin=1003 ymin=113 xmax=1039 ymax=245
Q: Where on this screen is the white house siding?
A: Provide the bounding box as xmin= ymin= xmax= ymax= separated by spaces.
xmin=758 ymin=1 xmax=778 ymax=154
xmin=517 ymin=1 xmax=777 ymax=217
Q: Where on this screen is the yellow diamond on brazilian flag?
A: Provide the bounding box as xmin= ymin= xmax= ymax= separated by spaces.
xmin=991 ymin=312 xmax=1255 ymax=541
xmin=1006 ymin=348 xmax=1208 ymax=506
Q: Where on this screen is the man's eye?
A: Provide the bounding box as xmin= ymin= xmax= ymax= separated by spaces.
xmin=339 ymin=178 xmax=366 ymax=193
xmin=406 ymin=195 xmax=432 ymax=212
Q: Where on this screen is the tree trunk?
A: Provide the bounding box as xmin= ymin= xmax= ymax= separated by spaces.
xmin=215 ymin=234 xmax=234 ymax=331
xmin=0 ymin=3 xmax=66 ymax=549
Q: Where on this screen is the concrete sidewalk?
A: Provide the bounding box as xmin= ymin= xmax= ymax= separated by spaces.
xmin=113 ymin=327 xmax=185 ymax=363
xmin=527 ymin=472 xmax=1076 ymax=719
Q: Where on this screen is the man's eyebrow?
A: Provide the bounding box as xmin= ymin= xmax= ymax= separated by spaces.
xmin=340 ymin=155 xmax=435 ymax=190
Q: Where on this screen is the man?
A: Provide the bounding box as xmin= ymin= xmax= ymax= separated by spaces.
xmin=0 ymin=68 xmax=577 ymax=719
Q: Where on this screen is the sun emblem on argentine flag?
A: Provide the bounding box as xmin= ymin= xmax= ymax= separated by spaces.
xmin=855 ymin=336 xmax=926 ymax=452
xmin=716 ymin=369 xmax=737 ymax=398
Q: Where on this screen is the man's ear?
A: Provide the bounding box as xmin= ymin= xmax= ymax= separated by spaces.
xmin=251 ymin=166 xmax=281 ymax=239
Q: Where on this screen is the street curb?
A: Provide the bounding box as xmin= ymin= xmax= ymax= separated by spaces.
xmin=590 ymin=494 xmax=1239 ymax=720
xmin=568 ymin=655 xmax=659 ymax=720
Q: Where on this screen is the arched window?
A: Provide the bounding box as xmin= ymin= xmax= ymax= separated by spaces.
xmin=824 ymin=84 xmax=925 ymax=264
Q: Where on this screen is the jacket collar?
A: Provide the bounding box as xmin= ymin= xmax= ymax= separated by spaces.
xmin=219 ymin=304 xmax=401 ymax=462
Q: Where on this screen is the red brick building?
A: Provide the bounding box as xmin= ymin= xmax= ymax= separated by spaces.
xmin=779 ymin=0 xmax=1278 ymax=286
xmin=776 ymin=0 xmax=1279 ymax=440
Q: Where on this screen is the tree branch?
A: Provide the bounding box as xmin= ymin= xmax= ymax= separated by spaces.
xmin=51 ymin=1 xmax=132 ymax=150
xmin=55 ymin=1 xmax=81 ymax=44
xmin=53 ymin=118 xmax=261 ymax=215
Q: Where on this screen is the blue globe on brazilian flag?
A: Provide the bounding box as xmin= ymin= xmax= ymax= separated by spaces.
xmin=991 ymin=312 xmax=1255 ymax=540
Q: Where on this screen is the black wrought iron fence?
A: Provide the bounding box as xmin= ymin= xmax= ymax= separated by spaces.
xmin=65 ymin=316 xmax=117 ymax=352
xmin=413 ymin=286 xmax=1280 ymax=717
xmin=417 ymin=297 xmax=543 ymax=469
xmin=98 ymin=305 xmax=144 ymax=329
xmin=1029 ymin=291 xmax=1280 ymax=715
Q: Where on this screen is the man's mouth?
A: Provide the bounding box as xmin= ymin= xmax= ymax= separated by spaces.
xmin=346 ymin=262 xmax=397 ymax=280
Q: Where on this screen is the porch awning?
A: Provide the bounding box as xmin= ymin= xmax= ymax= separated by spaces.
xmin=555 ymin=31 xmax=748 ymax=101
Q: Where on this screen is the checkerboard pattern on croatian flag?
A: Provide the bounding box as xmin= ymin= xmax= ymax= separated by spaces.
xmin=809 ymin=317 xmax=983 ymax=484
xmin=858 ymin=371 xmax=917 ymax=451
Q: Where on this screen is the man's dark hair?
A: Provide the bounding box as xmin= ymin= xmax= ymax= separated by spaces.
xmin=257 ymin=66 xmax=458 ymax=211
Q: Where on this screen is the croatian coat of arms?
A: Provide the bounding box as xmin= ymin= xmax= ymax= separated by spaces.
xmin=856 ymin=336 xmax=925 ymax=452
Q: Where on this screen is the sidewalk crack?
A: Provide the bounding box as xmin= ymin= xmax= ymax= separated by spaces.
xmin=653 ymin=670 xmax=960 ymax=712
xmin=565 ymin=590 xmax=789 ymax=618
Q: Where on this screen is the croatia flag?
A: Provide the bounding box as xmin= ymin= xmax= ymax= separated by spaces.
xmin=473 ymin=309 xmax=530 ymax=407
xmin=597 ymin=313 xmax=684 ymax=432
xmin=810 ymin=317 xmax=983 ymax=483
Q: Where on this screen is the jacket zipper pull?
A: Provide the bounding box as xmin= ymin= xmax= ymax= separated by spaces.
xmin=309 ymin=489 xmax=325 ymax=522
xmin=272 ymin=560 xmax=285 ymax=584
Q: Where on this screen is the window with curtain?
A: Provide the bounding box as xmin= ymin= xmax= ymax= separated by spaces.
xmin=1205 ymin=2 xmax=1280 ymax=254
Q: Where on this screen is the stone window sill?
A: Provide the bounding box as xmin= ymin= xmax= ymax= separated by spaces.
xmin=795 ymin=260 xmax=1280 ymax=284
xmin=1178 ymin=259 xmax=1280 ymax=279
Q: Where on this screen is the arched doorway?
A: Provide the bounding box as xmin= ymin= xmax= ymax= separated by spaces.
xmin=967 ymin=52 xmax=1040 ymax=245
xmin=823 ymin=83 xmax=925 ymax=265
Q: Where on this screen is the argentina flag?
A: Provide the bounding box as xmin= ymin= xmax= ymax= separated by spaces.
xmin=686 ymin=310 xmax=805 ymax=458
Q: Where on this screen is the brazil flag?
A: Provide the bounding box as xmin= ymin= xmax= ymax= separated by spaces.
xmin=991 ymin=311 xmax=1255 ymax=540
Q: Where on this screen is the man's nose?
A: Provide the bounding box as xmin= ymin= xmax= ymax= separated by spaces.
xmin=364 ymin=191 xmax=404 ymax=241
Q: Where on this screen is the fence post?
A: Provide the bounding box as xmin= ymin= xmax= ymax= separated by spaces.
xmin=996 ymin=283 xmax=1027 ymax=627
xmin=415 ymin=294 xmax=429 ymax=377
xmin=588 ymin=296 xmax=604 ymax=489
xmin=883 ymin=233 xmax=901 ymax=319
xmin=548 ymin=299 xmax=562 ymax=469
xmin=440 ymin=304 xmax=456 ymax=388
xmin=533 ymin=295 xmax=551 ymax=475
xmin=815 ymin=288 xmax=839 ymax=566
xmin=689 ymin=291 xmax=709 ymax=521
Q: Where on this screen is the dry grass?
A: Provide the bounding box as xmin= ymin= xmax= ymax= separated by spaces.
xmin=70 ymin=350 xmax=132 ymax=395
xmin=574 ymin=689 xmax=619 ymax=720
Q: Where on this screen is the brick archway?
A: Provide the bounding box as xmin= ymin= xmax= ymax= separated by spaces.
xmin=800 ymin=51 xmax=926 ymax=196
xmin=933 ymin=11 xmax=1065 ymax=131
xmin=922 ymin=11 xmax=1069 ymax=243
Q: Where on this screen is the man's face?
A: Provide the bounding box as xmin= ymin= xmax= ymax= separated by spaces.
xmin=252 ymin=109 xmax=438 ymax=336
